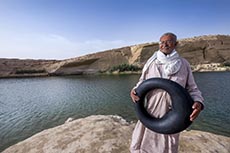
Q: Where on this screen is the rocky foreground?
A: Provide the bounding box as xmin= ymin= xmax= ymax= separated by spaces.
xmin=3 ymin=115 xmax=230 ymax=153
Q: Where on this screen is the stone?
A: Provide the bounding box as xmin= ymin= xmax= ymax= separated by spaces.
xmin=2 ymin=115 xmax=230 ymax=153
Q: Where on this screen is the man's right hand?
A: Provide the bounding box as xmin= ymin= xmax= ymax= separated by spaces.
xmin=130 ymin=89 xmax=140 ymax=103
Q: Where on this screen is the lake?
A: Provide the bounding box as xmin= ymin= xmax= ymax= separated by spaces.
xmin=0 ymin=72 xmax=230 ymax=151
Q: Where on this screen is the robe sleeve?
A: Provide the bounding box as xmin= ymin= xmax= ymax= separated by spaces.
xmin=184 ymin=59 xmax=204 ymax=109
xmin=133 ymin=68 xmax=147 ymax=90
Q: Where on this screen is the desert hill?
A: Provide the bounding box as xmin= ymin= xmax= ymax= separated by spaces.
xmin=0 ymin=34 xmax=230 ymax=78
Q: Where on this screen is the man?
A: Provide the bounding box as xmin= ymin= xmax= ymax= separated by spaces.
xmin=130 ymin=32 xmax=204 ymax=153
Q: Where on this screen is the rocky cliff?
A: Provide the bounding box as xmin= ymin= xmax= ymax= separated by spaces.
xmin=1 ymin=35 xmax=230 ymax=78
xmin=2 ymin=115 xmax=230 ymax=153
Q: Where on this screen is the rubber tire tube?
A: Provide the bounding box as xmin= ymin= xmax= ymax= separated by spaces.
xmin=134 ymin=78 xmax=194 ymax=134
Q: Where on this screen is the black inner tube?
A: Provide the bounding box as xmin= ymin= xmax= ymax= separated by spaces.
xmin=134 ymin=78 xmax=194 ymax=134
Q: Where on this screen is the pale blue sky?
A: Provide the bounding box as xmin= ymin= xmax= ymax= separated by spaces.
xmin=0 ymin=0 xmax=229 ymax=59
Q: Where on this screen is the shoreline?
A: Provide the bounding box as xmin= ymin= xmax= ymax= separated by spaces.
xmin=0 ymin=65 xmax=229 ymax=79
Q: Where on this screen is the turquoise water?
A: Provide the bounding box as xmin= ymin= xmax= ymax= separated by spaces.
xmin=0 ymin=72 xmax=229 ymax=151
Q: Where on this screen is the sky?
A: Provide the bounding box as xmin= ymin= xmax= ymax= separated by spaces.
xmin=0 ymin=0 xmax=230 ymax=60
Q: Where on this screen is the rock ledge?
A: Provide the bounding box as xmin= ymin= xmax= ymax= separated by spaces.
xmin=2 ymin=115 xmax=230 ymax=153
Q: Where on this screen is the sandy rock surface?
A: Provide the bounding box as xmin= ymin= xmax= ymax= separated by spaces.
xmin=2 ymin=115 xmax=230 ymax=153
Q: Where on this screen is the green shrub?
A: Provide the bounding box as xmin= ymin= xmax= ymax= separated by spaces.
xmin=109 ymin=64 xmax=141 ymax=72
xmin=223 ymin=62 xmax=230 ymax=67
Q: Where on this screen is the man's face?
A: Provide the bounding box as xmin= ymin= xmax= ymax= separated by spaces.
xmin=159 ymin=35 xmax=177 ymax=54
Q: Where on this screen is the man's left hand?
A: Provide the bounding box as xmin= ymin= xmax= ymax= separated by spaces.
xmin=190 ymin=102 xmax=202 ymax=121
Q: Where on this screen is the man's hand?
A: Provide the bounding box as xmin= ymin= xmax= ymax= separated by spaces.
xmin=130 ymin=89 xmax=140 ymax=103
xmin=190 ymin=102 xmax=203 ymax=121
